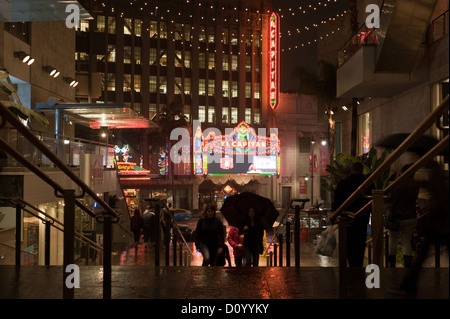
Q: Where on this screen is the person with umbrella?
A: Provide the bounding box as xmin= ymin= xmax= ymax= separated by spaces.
xmin=243 ymin=207 xmax=265 ymax=267
xmin=194 ymin=204 xmax=224 ymax=266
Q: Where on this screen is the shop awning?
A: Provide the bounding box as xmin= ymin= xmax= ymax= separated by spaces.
xmin=35 ymin=103 xmax=158 ymax=129
xmin=0 ymin=0 xmax=92 ymax=22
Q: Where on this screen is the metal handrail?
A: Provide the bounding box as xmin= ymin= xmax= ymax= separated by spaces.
xmin=0 ymin=197 xmax=103 ymax=253
xmin=329 ymin=95 xmax=449 ymax=220
xmin=0 ymin=104 xmax=118 ymax=219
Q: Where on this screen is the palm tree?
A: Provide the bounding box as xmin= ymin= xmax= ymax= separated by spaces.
xmin=0 ymin=69 xmax=49 ymax=127
xmin=155 ymin=101 xmax=188 ymax=207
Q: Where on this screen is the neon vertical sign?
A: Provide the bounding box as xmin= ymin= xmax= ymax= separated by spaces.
xmin=269 ymin=12 xmax=280 ymax=110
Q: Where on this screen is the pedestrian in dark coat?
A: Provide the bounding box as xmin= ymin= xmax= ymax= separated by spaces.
xmin=243 ymin=207 xmax=264 ymax=267
xmin=195 ymin=205 xmax=224 ymax=266
xmin=332 ymin=162 xmax=372 ymax=267
xmin=130 ymin=208 xmax=144 ymax=244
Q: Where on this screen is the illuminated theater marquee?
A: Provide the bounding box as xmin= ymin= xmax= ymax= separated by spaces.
xmin=269 ymin=12 xmax=280 ymax=110
xmin=194 ymin=122 xmax=280 ymax=176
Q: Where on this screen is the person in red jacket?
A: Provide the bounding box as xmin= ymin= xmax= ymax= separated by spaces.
xmin=227 ymin=226 xmax=245 ymax=266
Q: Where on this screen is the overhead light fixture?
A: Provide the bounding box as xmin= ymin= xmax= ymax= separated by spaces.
xmin=14 ymin=51 xmax=35 ymax=65
xmin=342 ymin=105 xmax=348 ymax=111
xmin=43 ymin=66 xmax=60 ymax=78
xmin=64 ymin=77 xmax=79 ymax=87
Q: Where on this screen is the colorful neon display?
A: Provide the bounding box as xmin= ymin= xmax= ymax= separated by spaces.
xmin=269 ymin=12 xmax=280 ymax=110
xmin=194 ymin=121 xmax=280 ymax=176
xmin=117 ymin=162 xmax=151 ymax=176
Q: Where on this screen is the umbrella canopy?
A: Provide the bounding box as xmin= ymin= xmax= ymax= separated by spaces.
xmin=376 ymin=133 xmax=448 ymax=155
xmin=220 ymin=192 xmax=279 ymax=230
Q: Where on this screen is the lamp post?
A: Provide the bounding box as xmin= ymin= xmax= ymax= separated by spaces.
xmin=310 ymin=139 xmax=315 ymax=205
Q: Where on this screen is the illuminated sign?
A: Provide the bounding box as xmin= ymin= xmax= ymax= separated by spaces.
xmin=117 ymin=162 xmax=151 ymax=176
xmin=269 ymin=12 xmax=280 ymax=110
xmin=194 ymin=122 xmax=280 ymax=176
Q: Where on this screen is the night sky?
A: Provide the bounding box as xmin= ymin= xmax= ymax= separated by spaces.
xmin=272 ymin=0 xmax=349 ymax=92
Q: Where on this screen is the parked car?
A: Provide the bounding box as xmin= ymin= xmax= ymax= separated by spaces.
xmin=172 ymin=208 xmax=192 ymax=221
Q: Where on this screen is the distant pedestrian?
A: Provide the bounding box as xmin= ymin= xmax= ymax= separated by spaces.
xmin=332 ymin=162 xmax=372 ymax=267
xmin=227 ymin=226 xmax=245 ymax=266
xmin=194 ymin=205 xmax=224 ymax=266
xmin=385 ymin=164 xmax=419 ymax=267
xmin=243 ymin=207 xmax=264 ymax=267
xmin=142 ymin=205 xmax=155 ymax=246
xmin=391 ymin=160 xmax=449 ymax=297
xmin=130 ymin=208 xmax=143 ymax=245
xmin=161 ymin=202 xmax=174 ymax=246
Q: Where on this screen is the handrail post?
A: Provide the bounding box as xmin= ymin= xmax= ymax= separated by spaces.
xmin=63 ymin=189 xmax=75 ymax=299
xmin=286 ymin=220 xmax=291 ymax=267
xmin=15 ymin=204 xmax=23 ymax=267
xmin=294 ymin=205 xmax=300 ymax=267
xmin=278 ymin=234 xmax=283 ymax=267
xmin=338 ymin=214 xmax=348 ymax=299
xmin=44 ymin=220 xmax=51 ymax=266
xmin=371 ymin=190 xmax=385 ymax=268
xmin=102 ymin=215 xmax=112 ymax=299
xmin=155 ymin=204 xmax=160 ymax=266
xmin=173 ymin=232 xmax=177 ymax=266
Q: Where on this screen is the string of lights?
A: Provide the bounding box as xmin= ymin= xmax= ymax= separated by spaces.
xmin=91 ymin=0 xmax=348 ymax=53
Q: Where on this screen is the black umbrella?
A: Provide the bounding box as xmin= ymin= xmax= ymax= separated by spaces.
xmin=220 ymin=192 xmax=279 ymax=230
xmin=376 ymin=133 xmax=448 ymax=155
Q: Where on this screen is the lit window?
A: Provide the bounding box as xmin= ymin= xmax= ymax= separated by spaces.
xmin=134 ymin=19 xmax=142 ymax=37
xmin=159 ymin=76 xmax=167 ymax=94
xmin=106 ymin=74 xmax=115 ymax=91
xmin=160 ymin=21 xmax=167 ymax=39
xmin=175 ymin=23 xmax=183 ymax=41
xmin=223 ymin=28 xmax=229 ymax=45
xmin=199 ymin=79 xmax=206 ymax=96
xmin=358 ymin=112 xmax=372 ymax=155
xmin=184 ymin=105 xmax=191 ymax=122
xmin=150 ymin=48 xmax=157 ymax=65
xmin=254 ymin=108 xmax=261 ymax=124
xmin=208 ymin=26 xmax=215 ymax=43
xmin=231 ymin=28 xmax=238 ymax=46
xmin=184 ymin=24 xmax=191 ymax=41
xmin=175 ymin=77 xmax=182 ymax=95
xmin=124 ymin=18 xmax=132 ymax=35
xmin=208 ymin=54 xmax=215 ymax=70
xmin=184 ymin=78 xmax=191 ymax=95
xmin=199 ymin=105 xmax=206 ymax=122
xmin=184 ymin=51 xmax=191 ymax=68
xmin=124 ymin=46 xmax=132 ymax=64
xmin=208 ymin=80 xmax=215 ymax=96
xmin=222 ymin=54 xmax=229 ymax=71
xmin=254 ymin=56 xmax=260 ymax=73
xmin=245 ymin=30 xmax=252 ymax=47
xmin=246 ymin=56 xmax=252 ymax=72
xmin=254 ymin=82 xmax=260 ymax=99
xmin=150 ymin=21 xmax=158 ymax=38
xmin=160 ymin=49 xmax=167 ymax=66
xmin=245 ymin=108 xmax=252 ymax=123
xmin=199 ymin=52 xmax=206 ymax=69
xmin=149 ymin=104 xmax=157 ymax=118
xmin=208 ymin=107 xmax=215 ymax=123
xmin=108 ymin=16 xmax=115 ymax=34
xmin=97 ymin=15 xmax=105 ymax=32
xmin=222 ymin=81 xmax=229 ymax=97
xmin=123 ymin=74 xmax=131 ymax=92
xmin=175 ymin=50 xmax=182 ymax=68
xmin=254 ymin=31 xmax=261 ymax=47
xmin=149 ymin=76 xmax=157 ymax=93
xmin=231 ymin=107 xmax=238 ymax=124
xmin=222 ymin=107 xmax=229 ymax=124
xmin=134 ymin=47 xmax=141 ymax=65
xmin=231 ymin=81 xmax=238 ymax=98
xmin=245 ymin=82 xmax=251 ymax=99
xmin=231 ymin=55 xmax=238 ymax=71
xmin=107 ymin=45 xmax=115 ymax=62
xmin=134 ymin=75 xmax=141 ymax=92
xmin=199 ymin=26 xmax=206 ymax=42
